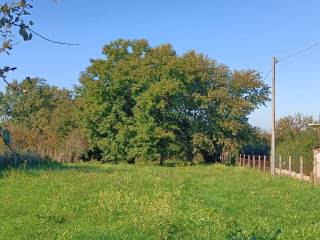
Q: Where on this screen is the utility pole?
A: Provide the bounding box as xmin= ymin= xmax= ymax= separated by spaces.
xmin=271 ymin=56 xmax=277 ymax=175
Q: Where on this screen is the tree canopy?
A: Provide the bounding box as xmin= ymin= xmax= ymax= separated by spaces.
xmin=78 ymin=39 xmax=269 ymax=164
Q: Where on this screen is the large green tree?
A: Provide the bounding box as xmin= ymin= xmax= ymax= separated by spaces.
xmin=78 ymin=39 xmax=269 ymax=164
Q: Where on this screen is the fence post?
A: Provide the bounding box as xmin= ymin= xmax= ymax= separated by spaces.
xmin=253 ymin=155 xmax=255 ymax=169
xmin=243 ymin=154 xmax=246 ymax=167
xmin=239 ymin=154 xmax=242 ymax=166
xmin=289 ymin=156 xmax=292 ymax=177
xmin=279 ymin=156 xmax=282 ymax=175
xmin=263 ymin=155 xmax=266 ymax=172
xmin=258 ymin=155 xmax=261 ymax=170
xmin=247 ymin=155 xmax=250 ymax=167
xmin=300 ymin=156 xmax=303 ymax=180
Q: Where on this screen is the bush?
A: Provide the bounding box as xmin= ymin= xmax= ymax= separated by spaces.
xmin=276 ymin=130 xmax=320 ymax=174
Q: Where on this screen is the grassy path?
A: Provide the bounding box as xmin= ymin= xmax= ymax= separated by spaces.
xmin=1 ymin=163 xmax=320 ymax=239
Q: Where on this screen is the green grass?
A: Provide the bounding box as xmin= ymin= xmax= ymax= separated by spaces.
xmin=1 ymin=163 xmax=320 ymax=239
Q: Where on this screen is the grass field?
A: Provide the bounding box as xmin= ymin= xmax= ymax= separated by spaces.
xmin=1 ymin=163 xmax=320 ymax=240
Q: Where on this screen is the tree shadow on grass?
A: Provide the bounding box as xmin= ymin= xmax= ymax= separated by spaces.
xmin=226 ymin=225 xmax=282 ymax=240
xmin=0 ymin=152 xmax=117 ymax=175
xmin=56 ymin=163 xmax=118 ymax=174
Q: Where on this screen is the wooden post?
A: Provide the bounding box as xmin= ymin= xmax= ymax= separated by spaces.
xmin=279 ymin=156 xmax=282 ymax=175
xmin=263 ymin=155 xmax=266 ymax=172
xmin=289 ymin=156 xmax=292 ymax=177
xmin=247 ymin=155 xmax=250 ymax=167
xmin=300 ymin=156 xmax=303 ymax=180
xmin=258 ymin=155 xmax=261 ymax=170
xmin=239 ymin=154 xmax=241 ymax=166
xmin=243 ymin=154 xmax=246 ymax=167
xmin=253 ymin=155 xmax=255 ymax=169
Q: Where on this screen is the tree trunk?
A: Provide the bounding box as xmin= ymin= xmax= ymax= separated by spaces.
xmin=160 ymin=156 xmax=164 ymax=166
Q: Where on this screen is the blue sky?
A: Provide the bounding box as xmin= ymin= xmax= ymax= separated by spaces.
xmin=1 ymin=0 xmax=320 ymax=130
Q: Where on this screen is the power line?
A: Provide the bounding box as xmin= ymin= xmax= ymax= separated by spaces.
xmin=27 ymin=27 xmax=80 ymax=46
xmin=11 ymin=22 xmax=80 ymax=46
xmin=278 ymin=41 xmax=320 ymax=62
xmin=262 ymin=67 xmax=272 ymax=82
xmin=262 ymin=40 xmax=320 ymax=82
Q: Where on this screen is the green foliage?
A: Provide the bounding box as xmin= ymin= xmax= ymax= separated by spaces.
xmin=78 ymin=39 xmax=269 ymax=164
xmin=276 ymin=113 xmax=313 ymax=143
xmin=241 ymin=127 xmax=270 ymax=156
xmin=0 ymin=78 xmax=89 ymax=162
xmin=0 ymin=0 xmax=33 ymax=54
xmin=277 ymin=129 xmax=320 ymax=173
xmin=1 ymin=163 xmax=320 ymax=239
xmin=1 ymin=1 xmax=34 ymax=86
xmin=276 ymin=113 xmax=320 ymax=173
xmin=0 ymin=128 xmax=11 ymax=145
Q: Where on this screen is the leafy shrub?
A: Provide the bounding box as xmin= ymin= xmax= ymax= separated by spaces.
xmin=276 ymin=129 xmax=320 ymax=174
